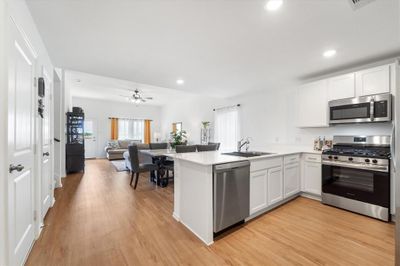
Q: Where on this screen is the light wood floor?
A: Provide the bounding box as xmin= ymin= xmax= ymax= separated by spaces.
xmin=26 ymin=159 xmax=395 ymax=266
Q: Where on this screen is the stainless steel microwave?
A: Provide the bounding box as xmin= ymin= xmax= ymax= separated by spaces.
xmin=329 ymin=93 xmax=392 ymax=124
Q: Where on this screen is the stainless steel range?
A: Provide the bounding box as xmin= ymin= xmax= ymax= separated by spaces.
xmin=322 ymin=135 xmax=391 ymax=221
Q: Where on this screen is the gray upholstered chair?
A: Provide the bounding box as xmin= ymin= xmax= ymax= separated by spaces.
xmin=175 ymin=145 xmax=197 ymax=153
xmin=196 ymin=144 xmax=218 ymax=152
xmin=149 ymin=143 xmax=168 ymax=149
xmin=208 ymin=142 xmax=220 ymax=150
xmin=127 ymin=145 xmax=159 ymax=189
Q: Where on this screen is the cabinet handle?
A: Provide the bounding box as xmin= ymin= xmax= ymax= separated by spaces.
xmin=43 ymin=152 xmax=50 ymax=157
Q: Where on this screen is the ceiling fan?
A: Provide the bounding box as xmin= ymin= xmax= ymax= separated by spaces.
xmin=120 ymin=89 xmax=153 ymax=104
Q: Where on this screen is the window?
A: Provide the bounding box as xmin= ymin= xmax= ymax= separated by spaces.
xmin=118 ymin=119 xmax=144 ymax=141
xmin=214 ymin=106 xmax=240 ymax=151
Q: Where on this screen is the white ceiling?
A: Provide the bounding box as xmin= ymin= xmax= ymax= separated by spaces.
xmin=66 ymin=70 xmax=198 ymax=106
xmin=27 ymin=0 xmax=400 ymax=98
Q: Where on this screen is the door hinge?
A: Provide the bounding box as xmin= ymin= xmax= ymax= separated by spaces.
xmin=33 ymin=210 xmax=37 ymax=221
xmin=34 ymin=77 xmax=37 ymax=87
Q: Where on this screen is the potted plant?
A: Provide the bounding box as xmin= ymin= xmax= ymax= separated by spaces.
xmin=170 ymin=130 xmax=187 ymax=148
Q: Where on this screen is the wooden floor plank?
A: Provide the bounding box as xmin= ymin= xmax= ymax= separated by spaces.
xmin=26 ymin=159 xmax=395 ymax=266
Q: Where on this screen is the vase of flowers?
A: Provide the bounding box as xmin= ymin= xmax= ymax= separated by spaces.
xmin=170 ymin=130 xmax=187 ymax=148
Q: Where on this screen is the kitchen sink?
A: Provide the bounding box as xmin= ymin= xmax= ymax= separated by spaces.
xmin=222 ymin=151 xmax=275 ymax=157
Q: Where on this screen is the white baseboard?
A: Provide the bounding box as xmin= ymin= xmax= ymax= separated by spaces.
xmin=300 ymin=192 xmax=321 ymax=201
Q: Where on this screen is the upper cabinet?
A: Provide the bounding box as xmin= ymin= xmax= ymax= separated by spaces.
xmin=297 ymin=80 xmax=329 ymax=128
xmin=356 ymin=64 xmax=391 ymax=96
xmin=297 ymin=63 xmax=395 ymax=128
xmin=328 ymin=73 xmax=355 ymax=101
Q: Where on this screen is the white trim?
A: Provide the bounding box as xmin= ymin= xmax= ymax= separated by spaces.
xmin=300 ymin=192 xmax=321 ymax=201
xmin=180 ymin=220 xmax=214 ymax=246
xmin=0 ymin=1 xmax=8 ymax=264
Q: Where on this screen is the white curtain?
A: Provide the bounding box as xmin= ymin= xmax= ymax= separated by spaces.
xmin=214 ymin=106 xmax=240 ymax=151
xmin=118 ymin=119 xmax=145 ymax=141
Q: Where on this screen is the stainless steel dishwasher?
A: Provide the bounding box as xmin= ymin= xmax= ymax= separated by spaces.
xmin=213 ymin=161 xmax=250 ymax=233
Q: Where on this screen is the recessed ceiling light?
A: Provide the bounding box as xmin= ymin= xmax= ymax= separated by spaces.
xmin=265 ymin=0 xmax=283 ymax=11
xmin=323 ymin=49 xmax=337 ymax=58
xmin=176 ymin=79 xmax=184 ymax=85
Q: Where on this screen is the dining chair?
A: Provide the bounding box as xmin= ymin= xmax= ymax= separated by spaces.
xmin=196 ymin=144 xmax=219 ymax=152
xmin=127 ymin=145 xmax=159 ymax=189
xmin=149 ymin=143 xmax=168 ymax=149
xmin=175 ymin=145 xmax=197 ymax=153
xmin=208 ymin=142 xmax=221 ymax=150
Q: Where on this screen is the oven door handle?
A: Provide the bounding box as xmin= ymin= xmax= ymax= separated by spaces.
xmin=322 ymin=160 xmax=389 ymax=173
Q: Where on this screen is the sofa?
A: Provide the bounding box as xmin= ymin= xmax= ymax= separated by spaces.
xmin=105 ymin=140 xmax=149 ymax=160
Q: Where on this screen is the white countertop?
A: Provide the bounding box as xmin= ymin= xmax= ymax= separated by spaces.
xmin=167 ymin=145 xmax=323 ymax=166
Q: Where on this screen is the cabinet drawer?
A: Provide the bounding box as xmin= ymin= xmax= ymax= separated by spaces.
xmin=303 ymin=153 xmax=321 ymax=163
xmin=251 ymin=157 xmax=282 ymax=172
xmin=284 ymin=154 xmax=300 ymax=165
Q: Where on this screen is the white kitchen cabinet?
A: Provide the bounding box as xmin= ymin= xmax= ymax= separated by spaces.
xmin=250 ymin=169 xmax=268 ymax=215
xmin=297 ymin=80 xmax=329 ymax=128
xmin=356 ymin=64 xmax=390 ymax=96
xmin=267 ymin=166 xmax=284 ymax=205
xmin=302 ymin=154 xmax=322 ymax=196
xmin=284 ymin=162 xmax=300 ymax=198
xmin=328 ymin=73 xmax=355 ymax=101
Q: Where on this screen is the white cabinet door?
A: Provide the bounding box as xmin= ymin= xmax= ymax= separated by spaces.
xmin=303 ymin=161 xmax=321 ymax=196
xmin=297 ymin=80 xmax=329 ymax=127
xmin=250 ymin=170 xmax=268 ymax=215
xmin=284 ymin=163 xmax=300 ymax=198
xmin=328 ymin=73 xmax=355 ymax=101
xmin=356 ymin=64 xmax=390 ymax=96
xmin=267 ymin=166 xmax=283 ymax=205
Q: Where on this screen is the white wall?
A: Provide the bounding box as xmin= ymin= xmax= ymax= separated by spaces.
xmin=72 ymin=97 xmax=163 ymax=158
xmin=225 ymin=87 xmax=393 ymax=150
xmin=160 ymin=96 xmax=227 ymax=144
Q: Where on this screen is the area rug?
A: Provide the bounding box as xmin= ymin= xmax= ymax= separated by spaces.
xmin=111 ymin=160 xmax=129 ymax=172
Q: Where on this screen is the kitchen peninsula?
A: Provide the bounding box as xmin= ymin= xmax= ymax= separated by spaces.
xmin=169 ymin=148 xmax=322 ymax=245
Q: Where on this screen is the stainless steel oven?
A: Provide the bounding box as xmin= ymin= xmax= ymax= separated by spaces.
xmin=329 ymin=93 xmax=391 ymax=124
xmin=322 ymin=136 xmax=391 ymax=221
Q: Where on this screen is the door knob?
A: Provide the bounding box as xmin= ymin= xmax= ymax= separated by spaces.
xmin=9 ymin=164 xmax=24 ymax=173
xmin=43 ymin=152 xmax=50 ymax=156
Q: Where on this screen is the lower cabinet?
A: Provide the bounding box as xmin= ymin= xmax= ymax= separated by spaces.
xmin=303 ymin=161 xmax=322 ymax=196
xmin=250 ymin=170 xmax=268 ymax=215
xmin=284 ymin=162 xmax=300 ymax=198
xmin=267 ymin=166 xmax=284 ymax=205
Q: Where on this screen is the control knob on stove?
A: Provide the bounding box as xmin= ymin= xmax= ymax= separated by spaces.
xmin=365 ymin=159 xmax=370 ymax=163
xmin=348 ymin=157 xmax=353 ymax=161
xmin=372 ymin=159 xmax=378 ymax=164
xmin=328 ymin=156 xmax=332 ymax=160
xmin=333 ymin=156 xmax=338 ymax=160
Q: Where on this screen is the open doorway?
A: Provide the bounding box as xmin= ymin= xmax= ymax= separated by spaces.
xmin=84 ymin=119 xmax=97 ymax=159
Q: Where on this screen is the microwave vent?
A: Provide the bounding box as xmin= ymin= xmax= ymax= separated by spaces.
xmin=348 ymin=0 xmax=376 ymax=10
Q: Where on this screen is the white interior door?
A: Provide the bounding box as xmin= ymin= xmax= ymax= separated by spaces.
xmin=7 ymin=17 xmax=36 ymax=266
xmin=84 ymin=119 xmax=97 ymax=158
xmin=40 ymin=69 xmax=53 ymax=221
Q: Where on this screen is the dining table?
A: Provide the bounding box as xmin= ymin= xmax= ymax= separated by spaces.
xmin=139 ymin=149 xmax=176 ymax=187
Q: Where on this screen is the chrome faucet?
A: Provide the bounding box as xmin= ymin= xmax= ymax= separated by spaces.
xmin=237 ymin=138 xmax=250 ymax=152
